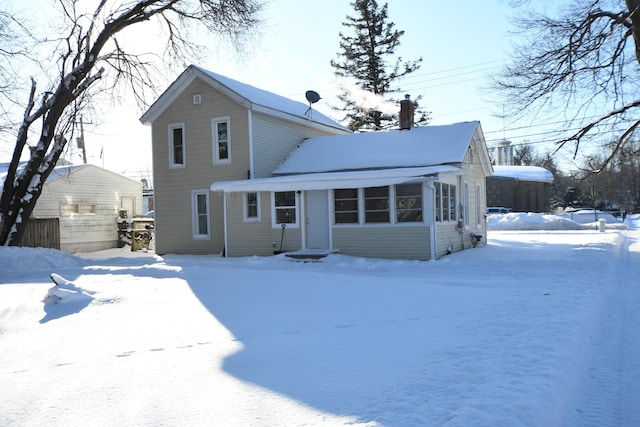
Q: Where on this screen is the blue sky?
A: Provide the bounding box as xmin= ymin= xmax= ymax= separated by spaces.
xmin=5 ymin=0 xmax=580 ymax=178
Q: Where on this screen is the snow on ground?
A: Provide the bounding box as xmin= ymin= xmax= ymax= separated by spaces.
xmin=1 ymin=213 xmax=639 ymax=426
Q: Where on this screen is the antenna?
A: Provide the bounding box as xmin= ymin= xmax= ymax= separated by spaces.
xmin=305 ymin=90 xmax=321 ymax=118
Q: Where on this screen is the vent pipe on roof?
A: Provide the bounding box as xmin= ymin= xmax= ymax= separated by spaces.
xmin=399 ymin=94 xmax=414 ymax=130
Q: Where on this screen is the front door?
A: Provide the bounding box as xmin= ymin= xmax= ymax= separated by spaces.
xmin=305 ymin=190 xmax=330 ymax=249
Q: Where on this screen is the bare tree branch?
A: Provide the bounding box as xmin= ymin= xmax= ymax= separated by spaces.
xmin=491 ymin=0 xmax=640 ymax=172
xmin=0 ymin=0 xmax=264 ymax=246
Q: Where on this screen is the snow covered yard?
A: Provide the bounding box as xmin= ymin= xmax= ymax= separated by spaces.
xmin=1 ymin=214 xmax=639 ymax=426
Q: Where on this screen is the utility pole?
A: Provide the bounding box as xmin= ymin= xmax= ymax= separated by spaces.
xmin=76 ymin=115 xmax=88 ymax=164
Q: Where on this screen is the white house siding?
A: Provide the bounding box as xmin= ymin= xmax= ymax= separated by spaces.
xmin=222 ymin=191 xmax=302 ymax=256
xmin=333 ymin=227 xmax=431 ymax=260
xmin=433 ymin=134 xmax=487 ymax=259
xmin=32 ymin=165 xmax=142 ymax=253
xmin=152 ymin=78 xmax=249 ymax=254
xmin=251 ymin=115 xmax=342 ymax=179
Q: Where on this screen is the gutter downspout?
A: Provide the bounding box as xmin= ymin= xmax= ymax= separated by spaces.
xmin=247 ymin=110 xmax=254 ymax=178
xmin=299 ymin=191 xmax=306 ymax=250
xmin=428 ymin=182 xmax=436 ymax=260
xmin=222 ymin=192 xmax=229 ymax=257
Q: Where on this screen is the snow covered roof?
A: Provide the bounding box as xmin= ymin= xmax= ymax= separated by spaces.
xmin=1 ymin=163 xmax=140 ymax=186
xmin=140 ymin=65 xmax=349 ymax=134
xmin=273 ymin=121 xmax=481 ymax=175
xmin=210 ymin=165 xmax=461 ymax=193
xmin=211 ymin=121 xmax=491 ymax=193
xmin=491 ymin=165 xmax=554 ymax=183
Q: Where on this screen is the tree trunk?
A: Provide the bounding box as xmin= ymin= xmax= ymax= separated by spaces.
xmin=626 ymin=0 xmax=640 ymax=64
xmin=0 ymin=134 xmax=67 ymax=246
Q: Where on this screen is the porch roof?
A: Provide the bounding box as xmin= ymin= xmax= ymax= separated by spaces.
xmin=210 ymin=165 xmax=461 ymax=193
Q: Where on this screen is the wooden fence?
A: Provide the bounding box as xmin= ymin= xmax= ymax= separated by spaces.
xmin=18 ymin=218 xmax=60 ymax=249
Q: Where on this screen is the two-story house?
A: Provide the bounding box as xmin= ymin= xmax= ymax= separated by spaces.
xmin=142 ymin=66 xmax=493 ymax=260
xmin=140 ymin=65 xmax=350 ymax=255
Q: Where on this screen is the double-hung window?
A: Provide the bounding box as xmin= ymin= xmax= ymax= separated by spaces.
xmin=244 ymin=192 xmax=260 ymax=222
xmin=464 ymin=182 xmax=470 ymax=227
xmin=169 ymin=123 xmax=185 ymax=168
xmin=434 ymin=182 xmax=457 ymax=222
xmin=476 ymin=184 xmax=482 ymax=227
xmin=212 ymin=118 xmax=230 ymax=163
xmin=273 ymin=191 xmax=297 ymax=226
xmin=192 ymin=190 xmax=210 ymax=239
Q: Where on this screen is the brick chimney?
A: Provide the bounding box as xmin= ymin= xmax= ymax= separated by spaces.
xmin=399 ymin=94 xmax=414 ymax=130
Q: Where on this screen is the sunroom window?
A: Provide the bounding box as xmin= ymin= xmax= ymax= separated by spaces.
xmin=334 ymin=188 xmax=359 ymax=223
xmin=364 ymin=186 xmax=389 ymax=223
xmin=395 ymin=183 xmax=422 ymax=222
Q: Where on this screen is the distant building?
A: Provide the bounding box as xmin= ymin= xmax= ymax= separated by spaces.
xmin=486 ymin=140 xmax=554 ymax=213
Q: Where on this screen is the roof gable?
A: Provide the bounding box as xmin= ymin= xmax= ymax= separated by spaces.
xmin=140 ymin=65 xmax=349 ymax=134
xmin=1 ymin=163 xmax=142 ymax=187
xmin=273 ymin=121 xmax=483 ymax=175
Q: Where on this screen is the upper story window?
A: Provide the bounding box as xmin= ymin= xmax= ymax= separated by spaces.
xmin=364 ymin=186 xmax=389 ymax=223
xmin=169 ymin=123 xmax=185 ymax=168
xmin=212 ymin=118 xmax=230 ymax=164
xmin=272 ymin=191 xmax=297 ymax=227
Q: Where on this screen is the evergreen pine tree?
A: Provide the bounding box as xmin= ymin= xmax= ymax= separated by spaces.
xmin=331 ymin=0 xmax=428 ymax=131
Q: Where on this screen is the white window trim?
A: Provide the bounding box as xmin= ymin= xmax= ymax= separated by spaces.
xmin=435 ymin=181 xmax=458 ymax=223
xmin=332 ymin=184 xmax=426 ymax=227
xmin=60 ymin=202 xmax=97 ymax=216
xmin=212 ymin=117 xmax=231 ymax=164
xmin=476 ymin=184 xmax=483 ymax=228
xmin=394 ymin=182 xmax=425 ymax=225
xmin=192 ymin=189 xmax=210 ymax=240
xmin=243 ymin=192 xmax=261 ymax=222
xmin=271 ymin=191 xmax=299 ymax=228
xmin=168 ymin=123 xmax=186 ymax=169
xmin=464 ymin=182 xmax=470 ymax=228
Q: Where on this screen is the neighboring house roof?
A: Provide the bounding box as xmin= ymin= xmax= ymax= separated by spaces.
xmin=211 ymin=121 xmax=491 ymax=192
xmin=273 ymin=121 xmax=485 ymax=175
xmin=491 ymin=165 xmax=554 ymax=183
xmin=1 ymin=163 xmax=142 ymax=186
xmin=139 ymin=65 xmax=350 ymax=134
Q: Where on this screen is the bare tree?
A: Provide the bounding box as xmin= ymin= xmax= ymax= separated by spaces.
xmin=0 ymin=0 xmax=263 ymax=246
xmin=492 ymin=0 xmax=640 ymax=172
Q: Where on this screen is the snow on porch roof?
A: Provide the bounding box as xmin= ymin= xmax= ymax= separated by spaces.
xmin=273 ymin=121 xmax=480 ymax=175
xmin=210 ymin=165 xmax=461 ymax=193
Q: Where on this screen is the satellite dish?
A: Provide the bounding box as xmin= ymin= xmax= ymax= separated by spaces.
xmin=305 ymin=90 xmax=321 ymax=104
xmin=304 ymin=91 xmax=321 ymax=119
